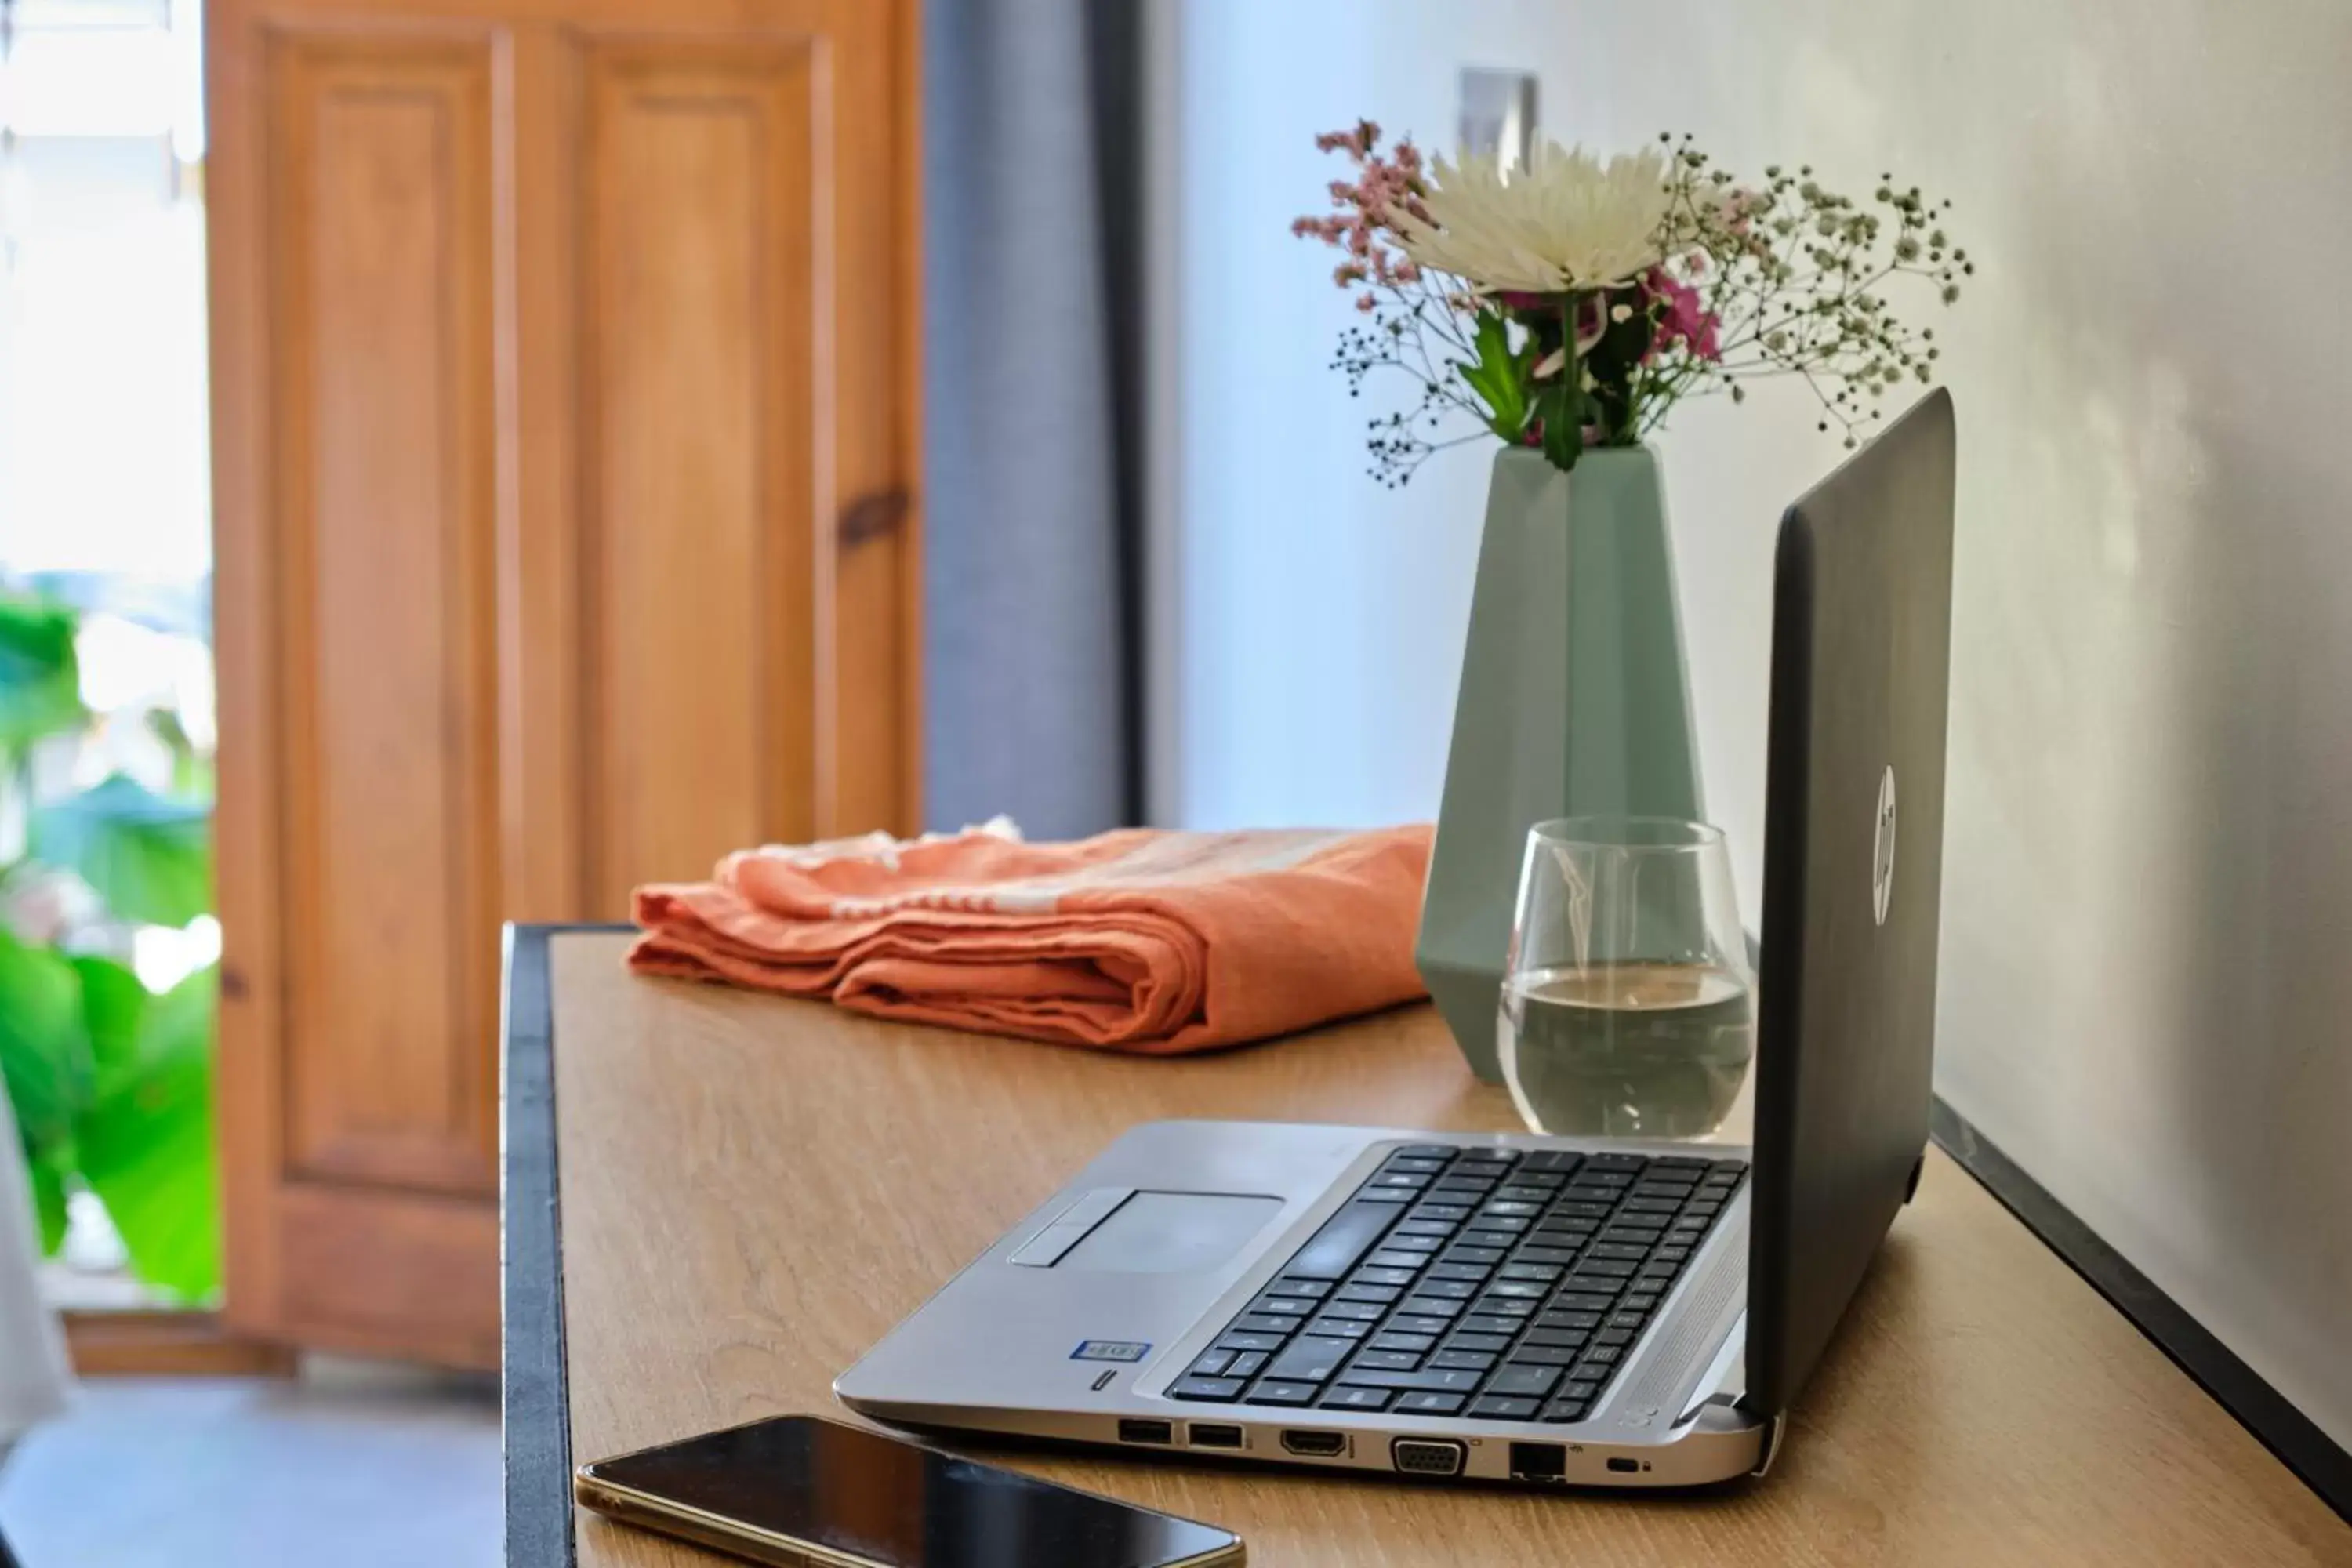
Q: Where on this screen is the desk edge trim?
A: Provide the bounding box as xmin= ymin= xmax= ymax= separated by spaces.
xmin=1929 ymin=1098 xmax=2351 ymax=1523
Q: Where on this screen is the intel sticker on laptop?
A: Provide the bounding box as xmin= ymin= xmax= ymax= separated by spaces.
xmin=1071 ymin=1340 xmax=1150 ymax=1363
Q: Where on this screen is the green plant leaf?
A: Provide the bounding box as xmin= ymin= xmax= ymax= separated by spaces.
xmin=1537 ymin=381 xmax=1586 ymax=472
xmin=30 ymin=773 xmax=214 ymax=928
xmin=75 ymin=964 xmax=220 ymax=1301
xmin=29 ymin=1152 xmax=68 ymax=1255
xmin=72 ymin=953 xmax=151 ymax=1100
xmin=0 ymin=927 xmax=95 ymax=1159
xmin=1455 ymin=310 xmax=1534 ymax=442
xmin=0 ymin=592 xmax=85 ymax=748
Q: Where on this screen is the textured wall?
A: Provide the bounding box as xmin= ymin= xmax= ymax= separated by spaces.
xmin=1155 ymin=0 xmax=2352 ymax=1444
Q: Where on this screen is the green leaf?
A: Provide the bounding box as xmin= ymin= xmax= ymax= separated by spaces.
xmin=29 ymin=1153 xmax=68 ymax=1254
xmin=75 ymin=964 xmax=220 ymax=1301
xmin=0 ymin=927 xmax=96 ymax=1159
xmin=1537 ymin=381 xmax=1586 ymax=472
xmin=73 ymin=953 xmax=151 ymax=1100
xmin=1456 ymin=310 xmax=1534 ymax=442
xmin=30 ymin=773 xmax=214 ymax=927
xmin=0 ymin=593 xmax=85 ymax=748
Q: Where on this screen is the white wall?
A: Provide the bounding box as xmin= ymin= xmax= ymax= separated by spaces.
xmin=1154 ymin=0 xmax=2352 ymax=1447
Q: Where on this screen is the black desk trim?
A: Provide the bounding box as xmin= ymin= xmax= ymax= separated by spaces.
xmin=1928 ymin=1100 xmax=2352 ymax=1522
xmin=498 ymin=927 xmax=2352 ymax=1563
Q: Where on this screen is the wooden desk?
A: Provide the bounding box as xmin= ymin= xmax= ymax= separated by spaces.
xmin=503 ymin=929 xmax=2352 ymax=1566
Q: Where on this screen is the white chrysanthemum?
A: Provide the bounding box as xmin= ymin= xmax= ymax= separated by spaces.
xmin=1394 ymin=142 xmax=1673 ymax=293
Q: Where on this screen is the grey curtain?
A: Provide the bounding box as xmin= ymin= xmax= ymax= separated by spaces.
xmin=922 ymin=0 xmax=1142 ymax=840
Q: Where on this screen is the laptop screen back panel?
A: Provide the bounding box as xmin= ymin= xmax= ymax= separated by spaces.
xmin=1748 ymin=389 xmax=1957 ymax=1417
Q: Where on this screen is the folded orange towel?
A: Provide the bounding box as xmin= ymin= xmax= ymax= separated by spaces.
xmin=629 ymin=822 xmax=1433 ymax=1052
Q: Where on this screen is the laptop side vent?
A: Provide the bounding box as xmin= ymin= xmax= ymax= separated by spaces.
xmin=1619 ymin=1212 xmax=1747 ymax=1415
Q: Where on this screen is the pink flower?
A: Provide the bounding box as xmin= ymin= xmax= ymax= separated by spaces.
xmin=1356 ymin=292 xmax=1377 ymax=313
xmin=1642 ymin=267 xmax=1721 ymax=361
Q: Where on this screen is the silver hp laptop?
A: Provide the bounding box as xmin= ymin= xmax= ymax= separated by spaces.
xmin=838 ymin=390 xmax=1957 ymax=1489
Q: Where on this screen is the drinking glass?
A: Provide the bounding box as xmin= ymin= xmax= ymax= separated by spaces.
xmin=1498 ymin=816 xmax=1755 ymax=1138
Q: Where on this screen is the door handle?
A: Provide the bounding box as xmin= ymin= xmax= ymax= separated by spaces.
xmin=838 ymin=488 xmax=909 ymax=549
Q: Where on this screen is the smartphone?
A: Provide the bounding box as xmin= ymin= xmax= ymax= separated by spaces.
xmin=574 ymin=1414 xmax=1243 ymax=1568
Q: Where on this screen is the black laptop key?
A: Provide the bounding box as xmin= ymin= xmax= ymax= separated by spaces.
xmin=1265 ymin=1336 xmax=1353 ymax=1383
xmin=1236 ymin=1313 xmax=1304 ymax=1334
xmin=1394 ymin=1390 xmax=1468 ymax=1416
xmin=1356 ymin=1189 xmax=1414 ymax=1204
xmin=1459 ymin=1315 xmax=1522 ymax=1336
xmin=1283 ymin=1202 xmax=1400 ymax=1280
xmin=1512 ymin=1246 xmax=1577 ymax=1267
xmin=1373 ymin=1237 xmax=1443 ymax=1258
xmin=1170 ymin=1376 xmax=1244 ymax=1401
xmin=1487 ymin=1364 xmax=1563 ymax=1399
xmin=1606 ymin=1309 xmax=1649 ymax=1331
xmin=1462 ymin=1216 xmax=1531 ymax=1235
xmin=1444 ymin=1244 xmax=1505 ymax=1265
xmin=1618 ymin=1292 xmax=1661 ymax=1313
xmin=1412 ymin=1279 xmax=1479 ymax=1301
xmin=1245 ymin=1380 xmax=1319 ymax=1406
xmin=1319 ymin=1385 xmax=1393 ymax=1412
xmin=1370 ymin=1331 xmax=1436 ymax=1353
xmin=1519 ymin=1330 xmax=1588 ymax=1352
xmin=1541 ymin=1399 xmax=1588 ymax=1423
xmin=1518 ymin=1150 xmax=1581 ymax=1173
xmin=1445 ymin=1332 xmax=1511 ymax=1353
xmin=1396 ymin=1298 xmax=1465 ymax=1321
xmin=1499 ymin=1263 xmax=1562 ymax=1283
xmin=1273 ymin=1278 xmax=1333 ymax=1298
xmin=1393 ymin=1219 xmax=1457 ymax=1238
xmin=1368 ymin=1172 xmax=1430 ymax=1192
xmin=1573 ymin=1258 xmax=1638 ymax=1279
xmin=1653 ymin=1246 xmax=1692 ymax=1265
xmin=1396 ymin=1144 xmax=1460 ymax=1160
xmin=1189 ymin=1348 xmax=1235 ymax=1376
xmin=1509 ymin=1345 xmax=1579 ymax=1367
xmin=1552 ymin=1293 xmax=1617 ymax=1314
xmin=1576 ymin=1346 xmax=1622 ymax=1369
xmin=1551 ymin=1200 xmax=1616 ymax=1220
xmin=1254 ymin=1296 xmax=1316 ymax=1318
xmin=1483 ymin=1279 xmax=1548 ymax=1300
xmin=1334 ymin=1285 xmax=1401 ymax=1308
xmin=1561 ymin=1378 xmax=1602 ymax=1402
xmin=1477 ymin=1200 xmax=1544 ymax=1218
xmin=1428 ymin=1262 xmax=1491 ymax=1283
xmin=1427 ymin=1349 xmax=1494 ymax=1372
xmin=1584 ymin=1243 xmax=1650 ymax=1264
xmin=1581 ymin=1153 xmax=1646 ymax=1173
xmin=1471 ymin=1295 xmax=1538 ymax=1318
xmin=1349 ymin=1349 xmax=1424 ymax=1373
xmin=1215 ymin=1330 xmax=1287 ymax=1353
xmin=1352 ymin=1265 xmax=1419 ymax=1287
xmin=1304 ymin=1316 xmax=1374 ymax=1340
xmin=1467 ymin=1396 xmax=1541 ymax=1421
xmin=1335 ymin=1367 xmax=1483 ymax=1394
xmin=1318 ymin=1300 xmax=1386 ymax=1323
xmin=1594 ymin=1328 xmax=1635 ymax=1348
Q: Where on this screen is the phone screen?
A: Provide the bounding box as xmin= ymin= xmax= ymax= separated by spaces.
xmin=580 ymin=1416 xmax=1237 ymax=1568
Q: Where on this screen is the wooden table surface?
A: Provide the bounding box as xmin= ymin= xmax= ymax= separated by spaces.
xmin=510 ymin=930 xmax=2351 ymax=1566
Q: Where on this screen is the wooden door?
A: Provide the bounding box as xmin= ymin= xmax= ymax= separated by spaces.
xmin=209 ymin=0 xmax=919 ymax=1367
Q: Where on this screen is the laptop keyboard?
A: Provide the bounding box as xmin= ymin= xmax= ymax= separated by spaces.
xmin=1167 ymin=1144 xmax=1747 ymax=1424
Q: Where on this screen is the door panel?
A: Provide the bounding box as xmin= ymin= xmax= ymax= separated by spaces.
xmin=579 ymin=41 xmax=818 ymax=912
xmin=267 ymin=35 xmax=502 ymax=1197
xmin=210 ymin=0 xmax=918 ymax=1367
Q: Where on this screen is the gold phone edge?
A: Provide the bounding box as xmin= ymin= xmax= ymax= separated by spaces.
xmin=572 ymin=1471 xmax=1244 ymax=1568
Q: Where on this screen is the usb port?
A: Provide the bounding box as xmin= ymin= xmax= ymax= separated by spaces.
xmin=1118 ymin=1419 xmax=1174 ymax=1446
xmin=1188 ymin=1423 xmax=1244 ymax=1450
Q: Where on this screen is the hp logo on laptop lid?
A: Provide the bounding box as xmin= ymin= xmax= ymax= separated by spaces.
xmin=1872 ymin=764 xmax=1898 ymax=926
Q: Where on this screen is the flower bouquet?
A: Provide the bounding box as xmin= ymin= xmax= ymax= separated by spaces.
xmin=1303 ymin=125 xmax=1974 ymax=1073
xmin=1293 ymin=123 xmax=1968 ymax=482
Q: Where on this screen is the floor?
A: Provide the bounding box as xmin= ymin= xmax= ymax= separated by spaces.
xmin=0 ymin=1360 xmax=501 ymax=1566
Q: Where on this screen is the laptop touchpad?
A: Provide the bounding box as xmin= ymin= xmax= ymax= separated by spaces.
xmin=1054 ymin=1192 xmax=1282 ymax=1274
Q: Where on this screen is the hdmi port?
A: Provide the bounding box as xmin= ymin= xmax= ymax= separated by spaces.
xmin=1279 ymin=1429 xmax=1348 ymax=1457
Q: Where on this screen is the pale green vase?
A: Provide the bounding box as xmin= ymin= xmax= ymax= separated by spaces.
xmin=1415 ymin=445 xmax=1705 ymax=1081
